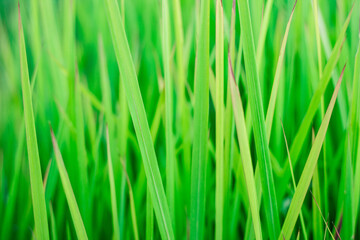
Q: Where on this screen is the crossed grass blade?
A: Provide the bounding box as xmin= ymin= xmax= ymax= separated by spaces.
xmin=279 ymin=64 xmax=346 ymax=240
xmin=238 ymin=0 xmax=280 ymax=238
xmin=104 ymin=0 xmax=174 ymax=238
xmin=50 ymin=126 xmax=88 ymax=240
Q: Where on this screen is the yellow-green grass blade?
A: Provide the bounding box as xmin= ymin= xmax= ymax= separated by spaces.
xmin=279 ymin=65 xmax=346 ymax=240
xmin=50 ymin=127 xmax=88 ymax=240
xmin=229 ymin=57 xmax=262 ymax=240
xmin=162 ymin=0 xmax=175 ymax=226
xmin=104 ymin=0 xmax=174 ymax=238
xmin=281 ymin=122 xmax=308 ymax=240
xmin=1 ymin=65 xmax=38 ymax=239
xmin=215 ymin=0 xmax=224 ymax=239
xmin=256 ymin=0 xmax=274 ymax=65
xmin=285 ymin=6 xmax=353 ymax=174
xmin=171 ymin=0 xmax=190 ymax=164
xmin=265 ymin=0 xmax=297 ymax=140
xmin=18 ymin=4 xmax=50 ymax=240
xmin=106 ymin=126 xmax=120 ymax=240
xmin=238 ymin=0 xmax=280 ymax=238
xmin=189 ymin=0 xmax=210 ymax=239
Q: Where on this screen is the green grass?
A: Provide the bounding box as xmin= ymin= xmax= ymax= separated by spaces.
xmin=18 ymin=4 xmax=50 ymax=240
xmin=1 ymin=0 xmax=360 ymax=239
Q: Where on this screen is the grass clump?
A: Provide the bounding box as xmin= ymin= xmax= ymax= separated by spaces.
xmin=1 ymin=0 xmax=360 ymax=239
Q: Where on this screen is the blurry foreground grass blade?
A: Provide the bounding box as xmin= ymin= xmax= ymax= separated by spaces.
xmin=162 ymin=0 xmax=175 ymax=225
xmin=229 ymin=58 xmax=262 ymax=240
xmin=106 ymin=126 xmax=120 ymax=240
xmin=215 ymin=0 xmax=224 ymax=239
xmin=104 ymin=0 xmax=174 ymax=238
xmin=190 ymin=0 xmax=210 ymax=239
xmin=238 ymin=0 xmax=280 ymax=238
xmin=18 ymin=4 xmax=50 ymax=240
xmin=50 ymin=127 xmax=88 ymax=240
xmin=280 ymin=64 xmax=346 ymax=240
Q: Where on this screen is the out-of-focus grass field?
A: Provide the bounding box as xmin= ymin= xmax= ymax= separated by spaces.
xmin=0 ymin=0 xmax=360 ymax=239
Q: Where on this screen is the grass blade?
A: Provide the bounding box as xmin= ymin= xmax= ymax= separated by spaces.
xmin=215 ymin=0 xmax=224 ymax=239
xmin=104 ymin=0 xmax=174 ymax=238
xmin=162 ymin=0 xmax=176 ymax=226
xmin=106 ymin=126 xmax=120 ymax=240
xmin=279 ymin=64 xmax=346 ymax=240
xmin=265 ymin=0 xmax=297 ymax=139
xmin=189 ymin=0 xmax=210 ymax=239
xmin=280 ymin=122 xmax=308 ymax=240
xmin=229 ymin=57 xmax=262 ymax=240
xmin=18 ymin=4 xmax=50 ymax=240
xmin=50 ymin=126 xmax=88 ymax=240
xmin=120 ymin=159 xmax=140 ymax=240
xmin=285 ymin=6 xmax=353 ymax=175
xmin=238 ymin=0 xmax=280 ymax=238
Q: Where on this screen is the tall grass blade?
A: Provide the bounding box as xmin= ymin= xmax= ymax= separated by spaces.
xmin=106 ymin=126 xmax=120 ymax=240
xmin=279 ymin=64 xmax=346 ymax=240
xmin=18 ymin=4 xmax=50 ymax=240
xmin=50 ymin=127 xmax=88 ymax=240
xmin=104 ymin=0 xmax=174 ymax=238
xmin=229 ymin=57 xmax=262 ymax=240
xmin=215 ymin=0 xmax=224 ymax=239
xmin=162 ymin=0 xmax=175 ymax=226
xmin=238 ymin=0 xmax=280 ymax=238
xmin=189 ymin=0 xmax=210 ymax=238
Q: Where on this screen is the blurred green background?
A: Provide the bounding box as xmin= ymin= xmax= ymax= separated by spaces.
xmin=1 ymin=0 xmax=360 ymax=239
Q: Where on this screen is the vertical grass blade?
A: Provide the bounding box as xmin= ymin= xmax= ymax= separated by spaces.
xmin=106 ymin=126 xmax=120 ymax=240
xmin=237 ymin=0 xmax=280 ymax=238
xmin=120 ymin=160 xmax=140 ymax=240
xmin=279 ymin=65 xmax=346 ymax=240
xmin=104 ymin=0 xmax=174 ymax=238
xmin=18 ymin=4 xmax=50 ymax=240
xmin=190 ymin=0 xmax=210 ymax=238
xmin=215 ymin=0 xmax=224 ymax=239
xmin=229 ymin=58 xmax=262 ymax=240
xmin=50 ymin=127 xmax=88 ymax=240
xmin=353 ymin=37 xmax=360 ymax=228
xmin=162 ymin=0 xmax=175 ymax=226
